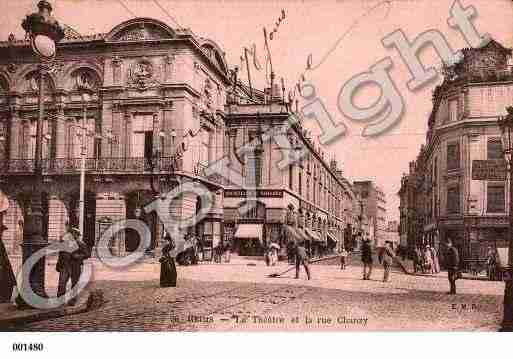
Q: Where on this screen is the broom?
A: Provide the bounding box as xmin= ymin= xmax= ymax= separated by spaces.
xmin=267 ymin=254 xmax=341 ymax=277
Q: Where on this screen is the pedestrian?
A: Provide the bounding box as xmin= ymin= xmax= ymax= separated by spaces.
xmin=379 ymin=241 xmax=395 ymax=282
xmin=430 ymin=246 xmax=440 ymax=273
xmin=56 ymin=224 xmax=90 ymax=306
xmin=295 ymin=241 xmax=311 ymax=280
xmin=424 ymin=245 xmax=434 ymax=274
xmin=445 ymin=239 xmax=460 ymax=295
xmin=340 ymin=248 xmax=348 ymax=270
xmin=287 ymin=240 xmax=295 ymax=265
xmin=1 ymin=221 xmax=16 ymax=303
xmin=486 ymin=246 xmax=497 ymax=281
xmin=361 ymin=238 xmax=373 ymax=280
xmin=224 ymin=238 xmax=232 ymax=263
xmin=160 ymin=232 xmax=177 ymax=288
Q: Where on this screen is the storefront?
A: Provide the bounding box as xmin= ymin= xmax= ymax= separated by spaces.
xmin=234 ymin=223 xmax=264 ymax=256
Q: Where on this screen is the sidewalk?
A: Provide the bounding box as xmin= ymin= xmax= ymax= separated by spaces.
xmin=0 ymin=289 xmax=104 ymax=330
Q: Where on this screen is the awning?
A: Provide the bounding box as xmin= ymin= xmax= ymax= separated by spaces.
xmin=305 ymin=228 xmax=322 ymax=242
xmin=327 ymin=232 xmax=338 ymax=243
xmin=234 ymin=224 xmax=263 ymax=241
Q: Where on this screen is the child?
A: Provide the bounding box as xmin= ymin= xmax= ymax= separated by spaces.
xmin=340 ymin=248 xmax=348 ymax=270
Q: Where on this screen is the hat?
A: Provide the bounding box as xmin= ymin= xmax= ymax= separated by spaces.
xmin=69 ymin=227 xmax=81 ymax=236
xmin=38 ymin=1 xmax=53 ymax=12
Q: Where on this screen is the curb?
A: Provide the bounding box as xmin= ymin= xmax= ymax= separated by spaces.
xmin=0 ymin=289 xmax=104 ymax=330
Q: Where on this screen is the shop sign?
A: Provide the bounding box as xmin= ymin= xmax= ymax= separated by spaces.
xmin=224 ymin=189 xmax=283 ymax=198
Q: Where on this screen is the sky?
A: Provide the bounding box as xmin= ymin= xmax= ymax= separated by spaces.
xmin=1 ymin=0 xmax=513 ymax=221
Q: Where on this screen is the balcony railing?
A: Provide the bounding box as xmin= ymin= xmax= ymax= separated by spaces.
xmin=3 ymin=157 xmax=178 ymax=174
xmin=2 ymin=157 xmax=224 ymax=187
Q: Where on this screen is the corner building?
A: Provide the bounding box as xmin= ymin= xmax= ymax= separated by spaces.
xmin=0 ymin=17 xmax=357 ymax=259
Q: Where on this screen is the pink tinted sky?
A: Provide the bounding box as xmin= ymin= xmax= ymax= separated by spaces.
xmin=1 ymin=0 xmax=512 ymax=221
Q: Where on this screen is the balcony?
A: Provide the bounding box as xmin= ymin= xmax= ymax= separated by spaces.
xmin=2 ymin=157 xmax=224 ymax=187
xmin=3 ymin=157 xmax=178 ymax=175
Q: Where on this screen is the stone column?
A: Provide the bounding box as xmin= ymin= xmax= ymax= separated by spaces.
xmin=55 ymin=105 xmax=66 ymax=159
xmin=9 ymin=108 xmax=20 ymax=159
xmin=162 ymin=101 xmax=173 ymax=157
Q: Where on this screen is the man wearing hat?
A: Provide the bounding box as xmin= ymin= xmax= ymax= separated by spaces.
xmin=295 ymin=241 xmax=311 ymax=280
xmin=444 ymin=239 xmax=460 ymax=295
xmin=56 ymin=223 xmax=90 ymax=305
xmin=0 ymin=190 xmax=16 ymax=303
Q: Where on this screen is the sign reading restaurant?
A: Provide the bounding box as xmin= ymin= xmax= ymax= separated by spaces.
xmin=471 ymin=160 xmax=507 ymax=180
xmin=224 ymin=189 xmax=284 ymax=198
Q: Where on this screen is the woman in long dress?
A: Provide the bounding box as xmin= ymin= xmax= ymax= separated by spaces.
xmin=160 ymin=234 xmax=177 ymax=288
xmin=430 ymin=246 xmax=440 ymax=273
xmin=424 ymin=246 xmax=434 ymax=274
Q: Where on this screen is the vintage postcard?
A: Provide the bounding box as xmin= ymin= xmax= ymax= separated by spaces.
xmin=1 ymin=0 xmax=513 ymax=348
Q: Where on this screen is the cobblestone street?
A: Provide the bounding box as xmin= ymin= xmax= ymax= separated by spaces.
xmin=4 ymin=256 xmax=505 ymax=331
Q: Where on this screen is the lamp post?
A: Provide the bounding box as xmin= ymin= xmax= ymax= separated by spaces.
xmin=77 ymin=90 xmax=93 ymax=242
xmin=17 ymin=0 xmax=64 ymax=307
xmin=498 ymin=106 xmax=513 ymax=332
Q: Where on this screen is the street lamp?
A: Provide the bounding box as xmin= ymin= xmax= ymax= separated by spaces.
xmin=497 ymin=106 xmax=513 ymax=332
xmin=17 ymin=0 xmax=64 ymax=307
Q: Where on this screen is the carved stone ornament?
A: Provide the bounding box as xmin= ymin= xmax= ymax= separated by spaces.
xmin=48 ymin=61 xmax=65 ymax=75
xmin=7 ymin=63 xmax=18 ymax=74
xmin=202 ymin=78 xmax=213 ymax=109
xmin=112 ymin=56 xmax=123 ymax=68
xmin=74 ymin=70 xmax=97 ymax=92
xmin=127 ymin=58 xmax=158 ymax=90
xmin=164 ymin=53 xmax=175 ymax=65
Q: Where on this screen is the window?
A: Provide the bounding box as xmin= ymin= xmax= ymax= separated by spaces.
xmin=298 ymin=171 xmax=302 ymax=196
xmin=288 ymin=165 xmax=293 ymax=190
xmin=487 ymin=138 xmax=503 ymax=160
xmin=313 ymin=179 xmax=316 ymax=204
xmin=487 ymin=183 xmax=505 ymax=212
xmin=449 ymin=99 xmax=458 ymax=122
xmin=447 ymin=142 xmax=460 ymax=170
xmin=446 ymin=186 xmax=460 ymax=214
xmin=131 ymin=114 xmax=154 ymax=158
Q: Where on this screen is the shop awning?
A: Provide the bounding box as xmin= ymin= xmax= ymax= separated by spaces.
xmin=234 ymin=224 xmax=263 ymax=241
xmin=327 ymin=232 xmax=337 ymax=243
xmin=305 ymin=228 xmax=322 ymax=242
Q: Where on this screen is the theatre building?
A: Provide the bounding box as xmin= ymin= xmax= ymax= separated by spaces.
xmin=0 ymin=15 xmax=356 ymax=259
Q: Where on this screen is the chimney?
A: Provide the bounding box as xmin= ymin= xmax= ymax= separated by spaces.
xmin=409 ymin=161 xmax=415 ymax=174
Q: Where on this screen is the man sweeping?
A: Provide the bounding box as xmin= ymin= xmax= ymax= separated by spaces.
xmin=295 ymin=241 xmax=311 ymax=280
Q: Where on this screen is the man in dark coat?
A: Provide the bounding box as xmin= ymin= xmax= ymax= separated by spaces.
xmin=361 ymin=239 xmax=373 ymax=280
xmin=295 ymin=242 xmax=311 ymax=280
xmin=1 ymin=222 xmax=17 ymax=303
xmin=56 ymin=225 xmax=90 ymax=306
xmin=445 ymin=239 xmax=460 ymax=295
xmin=379 ymin=241 xmax=395 ymax=282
